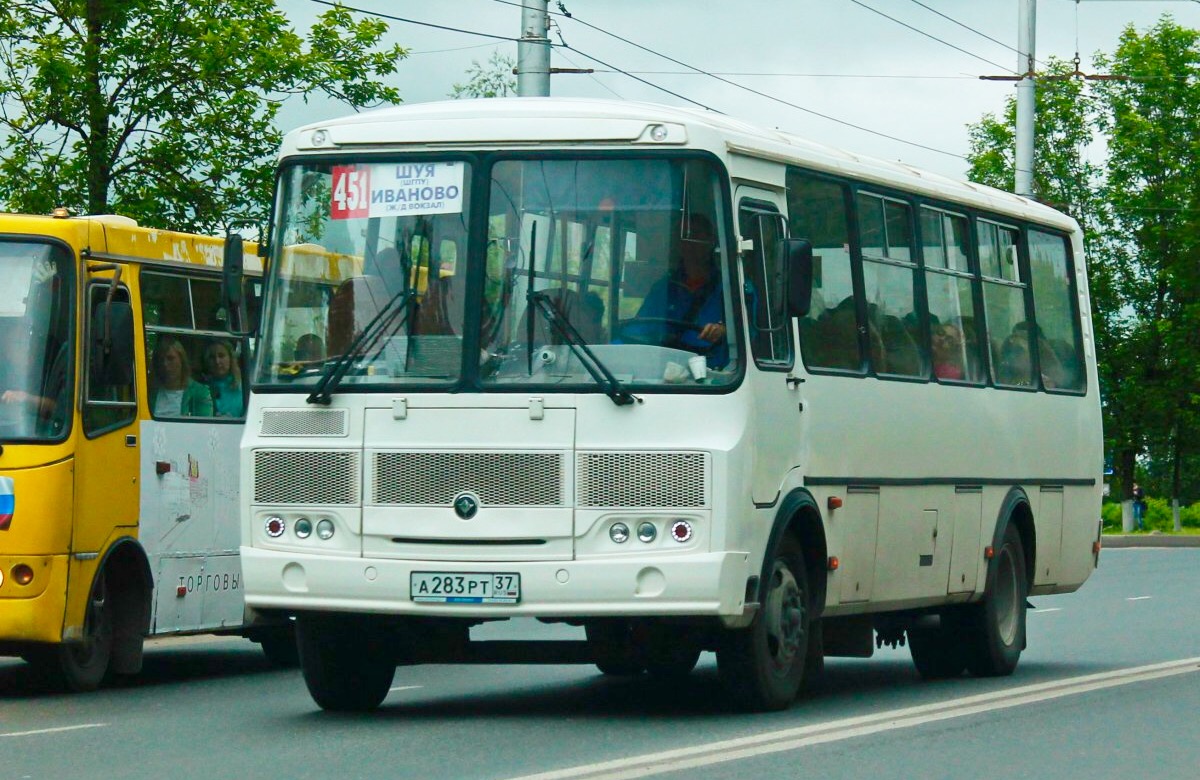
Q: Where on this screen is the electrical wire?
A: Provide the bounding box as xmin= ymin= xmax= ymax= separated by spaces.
xmin=310 ymin=0 xmax=522 ymax=43
xmin=904 ymin=0 xmax=1029 ymax=62
xmin=845 ymin=0 xmax=1016 ymax=74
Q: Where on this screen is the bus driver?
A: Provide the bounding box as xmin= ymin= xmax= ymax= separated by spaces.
xmin=631 ymin=214 xmax=728 ymax=367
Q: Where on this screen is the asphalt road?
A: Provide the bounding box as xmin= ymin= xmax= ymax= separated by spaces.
xmin=2 ymin=548 xmax=1197 ymax=780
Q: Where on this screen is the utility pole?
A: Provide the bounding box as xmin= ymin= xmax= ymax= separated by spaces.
xmin=517 ymin=0 xmax=551 ymax=97
xmin=1014 ymin=0 xmax=1037 ymax=198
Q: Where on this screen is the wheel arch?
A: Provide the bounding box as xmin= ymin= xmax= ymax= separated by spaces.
xmin=992 ymin=487 xmax=1035 ymax=589
xmin=95 ymin=536 xmax=153 ymax=675
xmin=763 ymin=488 xmax=828 ymax=614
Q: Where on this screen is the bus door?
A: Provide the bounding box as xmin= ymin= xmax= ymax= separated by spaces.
xmin=75 ymin=273 xmax=140 ymax=550
xmin=736 ymin=192 xmax=803 ymax=504
xmin=70 ymin=272 xmax=140 ymax=630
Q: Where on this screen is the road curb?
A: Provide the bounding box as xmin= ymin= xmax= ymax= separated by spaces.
xmin=1101 ymin=533 xmax=1200 ymax=548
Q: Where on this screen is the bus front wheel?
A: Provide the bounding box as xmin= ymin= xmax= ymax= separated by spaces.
xmin=29 ymin=569 xmax=114 ymax=692
xmin=297 ymin=614 xmax=395 ymax=712
xmin=717 ymin=534 xmax=810 ymax=711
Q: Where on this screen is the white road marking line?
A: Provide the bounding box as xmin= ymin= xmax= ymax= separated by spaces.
xmin=389 ymin=685 xmax=423 ymax=693
xmin=1033 ymin=607 xmax=1062 ymax=613
xmin=1 ymin=723 xmax=108 ymax=738
xmin=1127 ymin=596 xmax=1152 ymax=601
xmin=506 ymin=657 xmax=1200 ymax=780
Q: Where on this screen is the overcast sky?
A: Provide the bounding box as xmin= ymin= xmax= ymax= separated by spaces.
xmin=278 ymin=0 xmax=1200 ymax=180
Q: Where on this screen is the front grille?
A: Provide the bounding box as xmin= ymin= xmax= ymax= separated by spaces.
xmin=253 ymin=450 xmax=359 ymax=504
xmin=260 ymin=408 xmax=348 ymax=437
xmin=577 ymin=451 xmax=708 ymax=508
xmin=372 ymin=451 xmax=563 ymax=506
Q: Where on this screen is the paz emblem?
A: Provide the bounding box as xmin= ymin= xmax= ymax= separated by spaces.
xmin=453 ymin=491 xmax=480 ymax=520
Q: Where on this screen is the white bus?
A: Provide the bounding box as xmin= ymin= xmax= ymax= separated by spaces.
xmin=238 ymin=98 xmax=1103 ymax=712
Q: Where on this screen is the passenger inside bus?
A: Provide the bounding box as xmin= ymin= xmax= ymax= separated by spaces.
xmin=150 ymin=335 xmax=214 ymax=417
xmin=202 ymin=340 xmax=244 ymax=417
xmin=628 ymin=214 xmax=728 ymax=367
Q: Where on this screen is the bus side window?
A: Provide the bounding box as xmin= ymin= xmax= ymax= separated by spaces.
xmin=787 ymin=170 xmax=862 ymax=372
xmin=146 ymin=333 xmax=214 ymax=419
xmin=1028 ymin=230 xmax=1085 ymax=392
xmin=84 ymin=283 xmax=137 ymax=436
xmin=738 ymin=203 xmax=792 ymax=368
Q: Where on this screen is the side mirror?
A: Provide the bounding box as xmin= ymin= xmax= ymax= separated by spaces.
xmin=90 ymin=300 xmax=134 ymax=387
xmin=784 ymin=238 xmax=814 ymax=318
xmin=221 ymin=232 xmax=253 ymax=336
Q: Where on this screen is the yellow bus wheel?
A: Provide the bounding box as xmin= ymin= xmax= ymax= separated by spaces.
xmin=29 ymin=570 xmax=114 ymax=692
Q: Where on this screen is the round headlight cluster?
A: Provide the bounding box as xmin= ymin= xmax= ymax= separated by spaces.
xmin=264 ymin=514 xmax=336 ymax=541
xmin=609 ymin=522 xmax=630 ymax=544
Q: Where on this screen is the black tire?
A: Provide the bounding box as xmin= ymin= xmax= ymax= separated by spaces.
xmin=257 ymin=624 xmax=300 ymax=667
xmin=963 ymin=523 xmax=1028 ymax=677
xmin=29 ymin=570 xmax=114 ymax=692
xmin=297 ymin=614 xmax=395 ymax=712
xmin=642 ymin=625 xmax=702 ymax=681
xmin=586 ymin=622 xmax=643 ymax=676
xmin=908 ymin=614 xmax=968 ymax=680
xmin=717 ymin=534 xmax=811 ymax=711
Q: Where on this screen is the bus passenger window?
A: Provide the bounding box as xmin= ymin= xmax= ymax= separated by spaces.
xmin=1028 ymin=230 xmax=1085 ymax=391
xmin=787 ymin=170 xmax=862 ymax=372
xmin=858 ymin=193 xmax=923 ymax=377
xmin=148 ymin=334 xmax=213 ymax=418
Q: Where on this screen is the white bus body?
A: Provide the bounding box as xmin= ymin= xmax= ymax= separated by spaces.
xmin=240 ymin=99 xmax=1103 ymax=712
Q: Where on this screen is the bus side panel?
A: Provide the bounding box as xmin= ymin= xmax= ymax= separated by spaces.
xmin=140 ymin=420 xmax=245 ymax=634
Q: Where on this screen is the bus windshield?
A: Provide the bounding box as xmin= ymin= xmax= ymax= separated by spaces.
xmin=257 ymin=154 xmax=739 ymax=391
xmin=0 ymin=240 xmax=74 ymax=441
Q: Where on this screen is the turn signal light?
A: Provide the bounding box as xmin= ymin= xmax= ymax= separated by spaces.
xmin=984 ymin=545 xmax=995 ymax=560
xmin=827 ymin=496 xmax=843 ymax=510
xmin=12 ymin=564 xmax=34 ymax=586
xmin=827 ymin=556 xmax=840 ymax=571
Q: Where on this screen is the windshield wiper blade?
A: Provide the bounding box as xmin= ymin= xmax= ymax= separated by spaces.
xmin=307 ymin=287 xmax=414 ymax=405
xmin=527 ymin=291 xmax=640 ymax=407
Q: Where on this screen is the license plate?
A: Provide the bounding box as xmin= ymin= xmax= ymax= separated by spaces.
xmin=410 ymin=572 xmax=521 ymax=604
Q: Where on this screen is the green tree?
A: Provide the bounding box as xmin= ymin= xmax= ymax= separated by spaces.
xmin=449 ymin=51 xmax=516 ymax=99
xmin=1093 ymin=18 xmax=1200 ymax=514
xmin=0 ymin=1 xmax=406 ymax=233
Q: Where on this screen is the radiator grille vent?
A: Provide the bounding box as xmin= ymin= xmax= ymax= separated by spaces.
xmin=372 ymin=451 xmax=563 ymax=506
xmin=260 ymin=408 xmax=348 ymax=437
xmin=577 ymin=451 xmax=707 ymax=508
xmin=253 ymin=450 xmax=359 ymax=504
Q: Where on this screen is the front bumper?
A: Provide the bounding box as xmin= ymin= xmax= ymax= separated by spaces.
xmin=241 ymin=546 xmax=751 ymax=619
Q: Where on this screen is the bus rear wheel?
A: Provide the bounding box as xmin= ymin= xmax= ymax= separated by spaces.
xmin=717 ymin=534 xmax=810 ymax=711
xmin=297 ymin=614 xmax=395 ymax=712
xmin=963 ymin=523 xmax=1027 ymax=677
xmin=908 ymin=614 xmax=968 ymax=679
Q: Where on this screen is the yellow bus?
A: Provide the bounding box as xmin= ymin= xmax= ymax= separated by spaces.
xmin=0 ymin=211 xmax=280 ymax=691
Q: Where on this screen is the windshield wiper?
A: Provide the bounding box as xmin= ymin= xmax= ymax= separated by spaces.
xmin=307 ymin=287 xmax=414 ymax=405
xmin=527 ymin=291 xmax=640 ymax=407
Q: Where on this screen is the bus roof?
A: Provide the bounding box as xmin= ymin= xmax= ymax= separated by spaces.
xmin=0 ymin=212 xmax=261 ymax=273
xmin=282 ymin=97 xmax=1077 ymax=234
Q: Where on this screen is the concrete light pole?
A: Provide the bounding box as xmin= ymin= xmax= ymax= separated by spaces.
xmin=517 ymin=0 xmax=551 ymax=97
xmin=1014 ymin=0 xmax=1037 ymax=198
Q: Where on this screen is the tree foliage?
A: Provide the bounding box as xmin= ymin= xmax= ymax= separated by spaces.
xmin=0 ymin=1 xmax=406 ymax=233
xmin=449 ymin=51 xmax=517 ymax=99
xmin=966 ymin=17 xmax=1200 ymax=504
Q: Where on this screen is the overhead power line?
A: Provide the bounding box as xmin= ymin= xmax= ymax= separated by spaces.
xmin=310 ymin=0 xmax=521 ymax=43
xmin=845 ymin=0 xmax=1016 ymax=75
xmin=904 ymin=0 xmax=1028 ymax=61
xmin=530 ymin=0 xmax=966 ymax=159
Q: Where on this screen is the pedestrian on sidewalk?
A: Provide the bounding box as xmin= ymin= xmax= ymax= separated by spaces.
xmin=1132 ymin=483 xmax=1147 ymax=531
